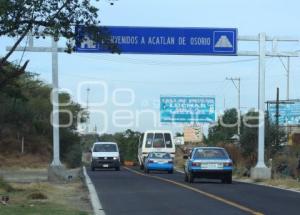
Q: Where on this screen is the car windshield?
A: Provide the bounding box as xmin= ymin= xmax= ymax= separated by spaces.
xmin=93 ymin=144 xmax=117 ymax=152
xmin=193 ymin=148 xmax=228 ymax=159
xmin=149 ymin=152 xmax=171 ymax=159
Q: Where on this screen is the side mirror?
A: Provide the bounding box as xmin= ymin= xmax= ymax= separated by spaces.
xmin=183 ymin=155 xmax=189 ymax=160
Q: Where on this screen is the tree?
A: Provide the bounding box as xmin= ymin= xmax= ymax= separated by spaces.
xmin=239 ymin=110 xmax=286 ymax=166
xmin=0 ymin=0 xmax=118 ymax=88
xmin=207 ymin=108 xmax=238 ymax=145
xmin=0 ymin=64 xmax=86 ymax=159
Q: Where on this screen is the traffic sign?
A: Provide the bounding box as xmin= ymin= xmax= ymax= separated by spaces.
xmin=160 ymin=96 xmax=216 ymax=123
xmin=75 ymin=26 xmax=237 ymax=55
xmin=268 ymin=101 xmax=300 ymax=125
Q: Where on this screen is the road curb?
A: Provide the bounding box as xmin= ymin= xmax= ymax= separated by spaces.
xmin=83 ymin=166 xmax=106 ymax=215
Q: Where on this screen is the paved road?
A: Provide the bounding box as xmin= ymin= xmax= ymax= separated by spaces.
xmin=87 ymin=167 xmax=300 ymax=215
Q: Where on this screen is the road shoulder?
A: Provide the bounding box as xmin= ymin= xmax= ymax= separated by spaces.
xmin=83 ymin=166 xmax=105 ymax=215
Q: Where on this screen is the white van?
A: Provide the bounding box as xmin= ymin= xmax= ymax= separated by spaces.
xmin=91 ymin=142 xmax=120 ymax=171
xmin=138 ymin=130 xmax=175 ymax=169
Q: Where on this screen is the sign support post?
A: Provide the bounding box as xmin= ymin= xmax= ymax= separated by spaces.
xmin=7 ymin=36 xmax=63 ymax=167
xmin=51 ymin=38 xmax=62 ymax=166
xmin=249 ymin=33 xmax=271 ymax=179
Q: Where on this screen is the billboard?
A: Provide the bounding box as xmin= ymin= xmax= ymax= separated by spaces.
xmin=160 ymin=96 xmax=215 ymax=123
xmin=268 ymin=101 xmax=300 ymax=125
xmin=75 ymin=26 xmax=238 ymax=55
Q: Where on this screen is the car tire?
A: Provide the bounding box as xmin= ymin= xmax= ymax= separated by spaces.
xmin=91 ymin=165 xmax=95 ymax=171
xmin=188 ymin=172 xmax=194 ymax=183
xmin=140 ymin=164 xmax=144 ymax=170
xmin=226 ymin=174 xmax=232 ymax=184
xmin=115 ymin=167 xmax=120 ymax=171
xmin=184 ymin=173 xmax=188 ymax=182
xmin=168 ymin=170 xmax=173 ymax=174
xmin=222 ymin=174 xmax=232 ymax=184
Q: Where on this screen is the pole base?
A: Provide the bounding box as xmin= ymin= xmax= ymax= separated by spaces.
xmin=250 ymin=167 xmax=271 ymax=180
xmin=48 ymin=164 xmax=66 ymax=182
xmin=48 ymin=165 xmax=81 ymax=182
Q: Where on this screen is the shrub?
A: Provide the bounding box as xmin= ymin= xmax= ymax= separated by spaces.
xmin=64 ymin=144 xmax=82 ymax=168
xmin=271 ymin=145 xmax=300 ymax=178
xmin=0 ymin=177 xmax=14 ymax=192
xmin=27 ymin=191 xmax=48 ymax=200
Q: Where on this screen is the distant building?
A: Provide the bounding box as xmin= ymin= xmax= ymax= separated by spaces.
xmin=183 ymin=126 xmax=204 ymax=144
xmin=289 ymin=126 xmax=300 ymax=146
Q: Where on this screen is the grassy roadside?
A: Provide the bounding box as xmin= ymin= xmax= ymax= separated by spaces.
xmin=252 ymin=178 xmax=300 ymax=191
xmin=0 ymin=177 xmax=92 ymax=215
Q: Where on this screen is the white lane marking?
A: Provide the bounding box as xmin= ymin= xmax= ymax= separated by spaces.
xmin=83 ymin=166 xmax=106 ymax=215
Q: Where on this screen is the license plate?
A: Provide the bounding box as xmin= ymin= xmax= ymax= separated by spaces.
xmin=102 ymin=164 xmax=109 ymax=168
xmin=201 ymin=163 xmax=223 ymax=169
xmin=158 ymin=162 xmax=167 ymax=164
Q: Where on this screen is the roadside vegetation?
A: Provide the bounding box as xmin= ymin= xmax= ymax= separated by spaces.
xmin=0 ymin=63 xmax=86 ymax=168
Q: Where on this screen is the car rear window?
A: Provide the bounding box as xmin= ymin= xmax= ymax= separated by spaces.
xmin=93 ymin=144 xmax=117 ymax=152
xmin=145 ymin=133 xmax=154 ymax=148
xmin=193 ymin=148 xmax=228 ymax=159
xmin=153 ymin=133 xmax=165 ymax=148
xmin=149 ymin=152 xmax=171 ymax=159
xmin=164 ymin=133 xmax=173 ymax=148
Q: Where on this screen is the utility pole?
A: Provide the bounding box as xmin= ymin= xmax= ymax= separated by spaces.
xmin=275 ymin=88 xmax=280 ymax=148
xmin=86 ymin=87 xmax=90 ymax=134
xmin=279 ymin=57 xmax=290 ymax=100
xmin=226 ymin=77 xmax=241 ymax=137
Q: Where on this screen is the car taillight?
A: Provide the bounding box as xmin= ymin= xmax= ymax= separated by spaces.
xmin=168 ymin=160 xmax=173 ymax=164
xmin=224 ymin=162 xmax=233 ymax=167
xmin=192 ymin=162 xmax=201 ymax=166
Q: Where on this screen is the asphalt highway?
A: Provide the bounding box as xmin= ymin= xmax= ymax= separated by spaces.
xmin=87 ymin=167 xmax=300 ymax=215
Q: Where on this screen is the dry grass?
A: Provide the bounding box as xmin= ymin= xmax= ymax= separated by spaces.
xmin=262 ymin=178 xmax=300 ymax=191
xmin=9 ymin=181 xmax=92 ymax=212
xmin=0 ymin=154 xmax=50 ymax=169
xmin=0 ymin=180 xmax=92 ymax=214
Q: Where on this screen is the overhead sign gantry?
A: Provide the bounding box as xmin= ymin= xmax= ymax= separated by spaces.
xmin=7 ymin=26 xmax=299 ymax=180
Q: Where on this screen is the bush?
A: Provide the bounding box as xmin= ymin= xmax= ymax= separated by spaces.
xmin=27 ymin=191 xmax=48 ymax=200
xmin=64 ymin=144 xmax=82 ymax=168
xmin=0 ymin=177 xmax=14 ymax=192
xmin=271 ymin=145 xmax=300 ymax=179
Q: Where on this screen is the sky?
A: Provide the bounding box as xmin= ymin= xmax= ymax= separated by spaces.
xmin=1 ymin=0 xmax=300 ymax=135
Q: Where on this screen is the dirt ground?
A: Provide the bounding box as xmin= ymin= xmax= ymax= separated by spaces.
xmin=0 ymin=179 xmax=93 ymax=215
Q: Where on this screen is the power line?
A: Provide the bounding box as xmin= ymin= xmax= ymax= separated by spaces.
xmin=74 ymin=54 xmax=259 ymax=67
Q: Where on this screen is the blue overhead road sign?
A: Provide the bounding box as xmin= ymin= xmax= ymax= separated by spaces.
xmin=75 ymin=26 xmax=237 ymax=55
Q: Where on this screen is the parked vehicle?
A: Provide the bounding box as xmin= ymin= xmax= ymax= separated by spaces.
xmin=91 ymin=142 xmax=120 ymax=171
xmin=138 ymin=130 xmax=175 ymax=169
xmin=144 ymin=152 xmax=174 ymax=174
xmin=184 ymin=147 xmax=233 ymax=183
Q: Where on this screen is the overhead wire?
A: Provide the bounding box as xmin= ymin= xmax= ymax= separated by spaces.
xmin=73 ymin=53 xmax=259 ymax=67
